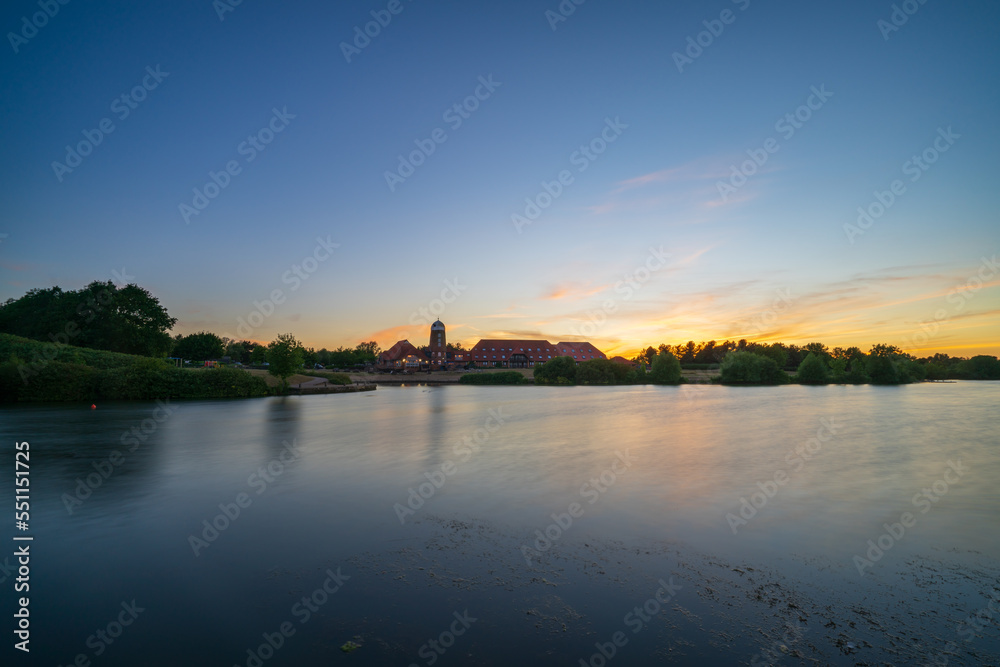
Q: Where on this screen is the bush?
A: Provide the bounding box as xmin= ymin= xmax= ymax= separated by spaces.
xmin=795 ymin=353 xmax=829 ymax=384
xmin=303 ymin=371 xmax=352 ymax=385
xmin=649 ymin=351 xmax=682 ymax=384
xmin=533 ymin=356 xmax=577 ymax=385
xmin=576 ymin=359 xmax=631 ymax=385
xmin=0 ymin=333 xmax=269 ymax=402
xmin=460 ymin=371 xmax=525 ymax=385
xmin=866 ymin=354 xmax=900 ymax=384
xmin=955 ymin=355 xmax=1000 ymax=380
xmin=720 ymin=351 xmax=788 ymax=385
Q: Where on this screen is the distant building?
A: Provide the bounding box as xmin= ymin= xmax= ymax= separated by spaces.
xmin=469 ymin=339 xmax=606 ymax=368
xmin=379 ymin=321 xmax=606 ymax=370
xmin=610 ymin=356 xmax=637 ymax=368
xmin=377 ymin=340 xmax=428 ymax=370
xmin=429 ymin=319 xmax=446 ymax=367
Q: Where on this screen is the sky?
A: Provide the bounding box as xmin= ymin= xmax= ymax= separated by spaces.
xmin=1 ymin=0 xmax=998 ymax=358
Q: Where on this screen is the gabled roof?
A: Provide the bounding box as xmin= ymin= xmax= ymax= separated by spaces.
xmin=468 ymin=339 xmax=606 ymax=362
xmin=379 ymin=340 xmax=427 ymax=362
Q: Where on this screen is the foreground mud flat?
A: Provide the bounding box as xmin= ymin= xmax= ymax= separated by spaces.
xmin=259 ymin=515 xmax=1000 ymax=665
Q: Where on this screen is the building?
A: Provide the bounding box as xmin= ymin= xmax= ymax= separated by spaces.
xmin=377 ymin=340 xmax=428 ymax=370
xmin=469 ymin=339 xmax=606 ymax=368
xmin=379 ymin=320 xmax=607 ymax=370
xmin=610 ymin=356 xmax=638 ymax=368
xmin=429 ymin=319 xmax=446 ymax=367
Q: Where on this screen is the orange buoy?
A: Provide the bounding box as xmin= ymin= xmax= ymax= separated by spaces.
xmin=91 ymin=404 xmax=97 ymax=409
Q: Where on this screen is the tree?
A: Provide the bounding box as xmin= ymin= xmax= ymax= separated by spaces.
xmin=956 ymin=355 xmax=1000 ymax=380
xmin=174 ymin=332 xmax=224 ymax=361
xmin=759 ymin=343 xmax=788 ymax=369
xmin=354 ymin=341 xmax=381 ymax=363
xmin=866 ymin=344 xmax=901 ymax=384
xmin=649 ymin=350 xmax=681 ymax=384
xmin=720 ymin=350 xmax=786 ymax=385
xmin=803 ymin=342 xmax=830 ymax=362
xmin=250 ymin=345 xmax=267 ymax=365
xmin=225 ymin=340 xmax=248 ymax=363
xmin=576 ymin=359 xmax=630 ymax=385
xmin=267 ymin=333 xmax=304 ymax=391
xmin=694 ymin=340 xmax=718 ymax=364
xmin=0 ymin=281 xmax=175 ymax=357
xmin=796 ymin=352 xmax=829 ymax=384
xmin=534 ymin=356 xmax=576 ymax=384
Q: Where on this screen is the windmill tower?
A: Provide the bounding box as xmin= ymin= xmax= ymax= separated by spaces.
xmin=429 ymin=319 xmax=446 ymax=368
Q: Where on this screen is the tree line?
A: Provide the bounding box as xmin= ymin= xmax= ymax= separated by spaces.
xmin=0 ymin=281 xmax=382 ymax=371
xmin=631 ymin=340 xmax=1000 ymax=383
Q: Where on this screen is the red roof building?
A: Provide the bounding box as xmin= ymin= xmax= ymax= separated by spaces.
xmin=468 ymin=339 xmax=606 ymax=368
xmin=377 ymin=340 xmax=428 ymax=370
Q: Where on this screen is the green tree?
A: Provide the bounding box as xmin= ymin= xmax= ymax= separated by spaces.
xmin=576 ymin=358 xmax=631 ymax=385
xmin=866 ymin=344 xmax=902 ymax=384
xmin=720 ymin=350 xmax=786 ymax=385
xmin=533 ymin=356 xmax=577 ymax=384
xmin=250 ymin=345 xmax=267 ymax=365
xmin=354 ymin=341 xmax=381 ymax=363
xmin=649 ymin=350 xmax=682 ymax=384
xmin=956 ymin=355 xmax=1000 ymax=380
xmin=225 ymin=340 xmax=249 ymax=363
xmin=796 ymin=352 xmax=829 ymax=384
xmin=760 ymin=343 xmax=789 ymax=369
xmin=174 ymin=332 xmax=225 ymax=361
xmin=267 ymin=333 xmax=304 ymax=391
xmin=0 ymin=281 xmax=175 ymax=357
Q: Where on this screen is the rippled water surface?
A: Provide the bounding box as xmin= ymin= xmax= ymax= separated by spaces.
xmin=2 ymin=382 xmax=998 ymax=665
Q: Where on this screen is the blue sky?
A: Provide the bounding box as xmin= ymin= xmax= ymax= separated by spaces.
xmin=2 ymin=0 xmax=998 ymax=356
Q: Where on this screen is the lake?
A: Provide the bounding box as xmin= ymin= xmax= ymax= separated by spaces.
xmin=2 ymin=382 xmax=999 ymax=665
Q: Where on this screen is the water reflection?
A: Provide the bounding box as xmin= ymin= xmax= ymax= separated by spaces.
xmin=0 ymin=382 xmax=997 ymax=665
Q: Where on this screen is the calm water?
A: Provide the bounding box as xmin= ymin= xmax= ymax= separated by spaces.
xmin=2 ymin=382 xmax=998 ymax=665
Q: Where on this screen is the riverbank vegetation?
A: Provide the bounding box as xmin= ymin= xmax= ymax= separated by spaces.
xmin=632 ymin=340 xmax=1000 ymax=385
xmin=460 ymin=371 xmax=526 ymax=385
xmin=0 ymin=333 xmax=269 ymax=402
